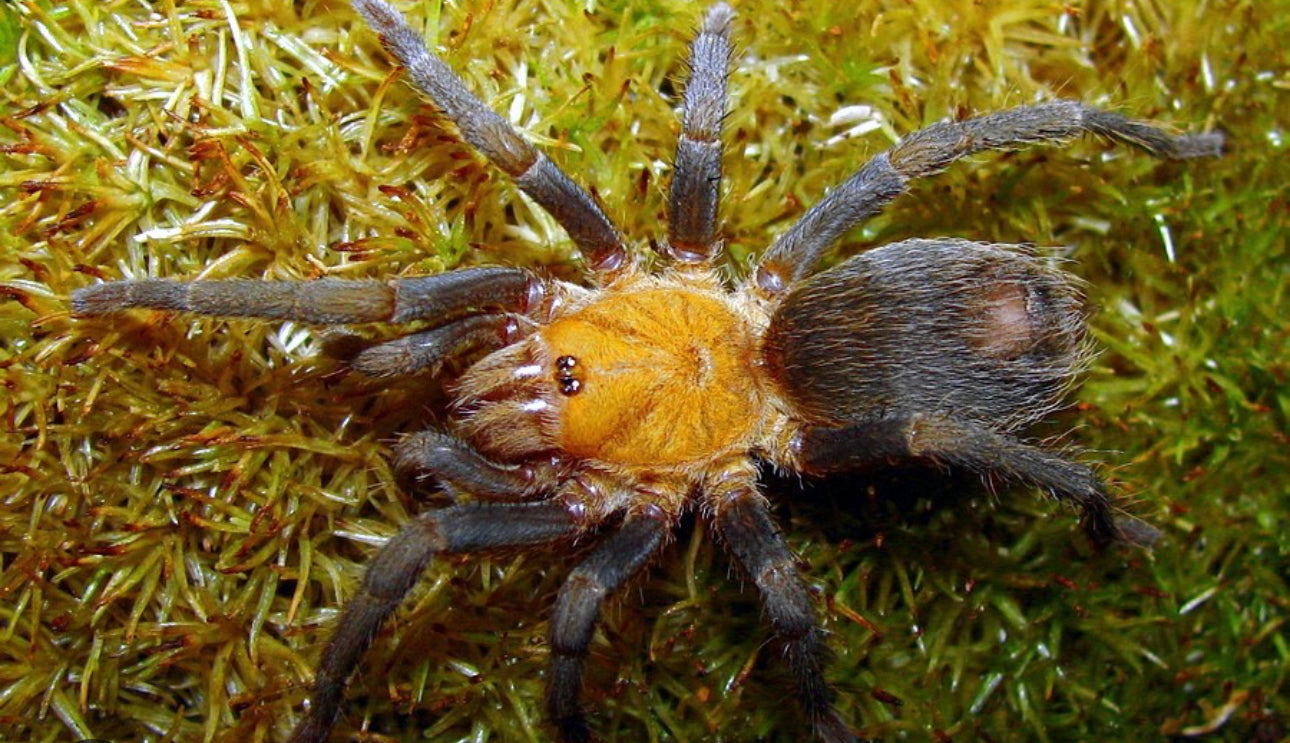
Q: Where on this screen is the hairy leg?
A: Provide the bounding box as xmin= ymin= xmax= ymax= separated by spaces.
xmin=711 ymin=485 xmax=856 ymax=743
xmin=72 ymin=266 xmax=538 ymax=325
xmin=755 ymin=100 xmax=1223 ymax=291
xmin=352 ymin=0 xmax=628 ymax=277
xmin=393 ymin=428 xmax=558 ymax=500
xmin=547 ymin=515 xmax=667 ymax=743
xmin=288 ymin=501 xmax=582 ymax=743
xmin=348 ymin=313 xmax=520 ymax=377
xmin=792 ymin=412 xmax=1161 ymax=547
xmin=665 ymin=3 xmax=734 ymax=264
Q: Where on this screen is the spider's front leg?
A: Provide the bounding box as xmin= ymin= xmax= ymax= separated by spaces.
xmin=665 ymin=3 xmax=734 ymax=264
xmin=791 ymin=414 xmax=1160 ymax=547
xmin=72 ymin=268 xmax=550 ymax=377
xmin=287 ymin=500 xmax=584 ymax=743
xmin=352 ymin=0 xmax=628 ymax=278
xmin=72 ymin=267 xmax=535 ymax=324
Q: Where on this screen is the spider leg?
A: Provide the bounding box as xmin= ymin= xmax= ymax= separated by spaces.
xmin=665 ymin=3 xmax=734 ymax=264
xmin=348 ymin=312 xmax=520 ymax=377
xmin=351 ymin=0 xmax=628 ymax=278
xmin=72 ymin=267 xmax=538 ymax=325
xmin=755 ymin=100 xmax=1224 ymax=291
xmin=393 ymin=429 xmax=558 ymax=500
xmin=712 ymin=485 xmax=856 ymax=743
xmin=287 ymin=501 xmax=581 ymax=743
xmin=792 ymin=413 xmax=1161 ymax=547
xmin=547 ymin=515 xmax=668 ymax=743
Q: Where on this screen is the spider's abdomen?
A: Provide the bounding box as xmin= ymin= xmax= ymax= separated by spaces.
xmin=762 ymin=239 xmax=1088 ymax=430
xmin=541 ymin=285 xmax=764 ymax=466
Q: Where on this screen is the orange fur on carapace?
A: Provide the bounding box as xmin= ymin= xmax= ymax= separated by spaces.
xmin=542 ymin=279 xmax=766 ymax=466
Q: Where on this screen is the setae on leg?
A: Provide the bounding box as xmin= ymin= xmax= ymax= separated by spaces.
xmin=712 ymin=485 xmax=856 ymax=743
xmin=393 ymin=428 xmax=558 ymax=500
xmin=287 ymin=501 xmax=582 ymax=743
xmin=793 ymin=413 xmax=1161 ymax=547
xmin=347 ymin=313 xmax=518 ymax=378
xmin=547 ymin=515 xmax=667 ymax=743
xmin=665 ymin=3 xmax=734 ymax=264
xmin=755 ymin=100 xmax=1223 ymax=290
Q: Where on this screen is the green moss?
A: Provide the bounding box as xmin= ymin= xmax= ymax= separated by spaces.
xmin=0 ymin=0 xmax=1283 ymax=742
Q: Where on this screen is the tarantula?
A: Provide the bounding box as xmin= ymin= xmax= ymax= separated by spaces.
xmin=71 ymin=1 xmax=1222 ymax=741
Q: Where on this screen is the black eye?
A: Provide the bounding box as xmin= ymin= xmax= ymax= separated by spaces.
xmin=556 ymin=355 xmax=582 ymax=395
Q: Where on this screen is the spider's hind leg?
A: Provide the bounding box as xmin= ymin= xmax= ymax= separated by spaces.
xmin=793 ymin=413 xmax=1161 ymax=547
xmin=755 ymin=100 xmax=1223 ymax=290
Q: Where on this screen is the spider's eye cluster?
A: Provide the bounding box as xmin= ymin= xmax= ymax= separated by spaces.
xmin=555 ymin=355 xmax=582 ymax=396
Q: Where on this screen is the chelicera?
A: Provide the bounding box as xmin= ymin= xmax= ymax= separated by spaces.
xmin=71 ymin=1 xmax=1222 ymax=741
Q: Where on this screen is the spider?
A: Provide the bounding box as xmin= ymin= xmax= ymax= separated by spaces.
xmin=71 ymin=1 xmax=1223 ymax=741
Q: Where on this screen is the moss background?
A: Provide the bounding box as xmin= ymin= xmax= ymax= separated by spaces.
xmin=0 ymin=0 xmax=1283 ymax=741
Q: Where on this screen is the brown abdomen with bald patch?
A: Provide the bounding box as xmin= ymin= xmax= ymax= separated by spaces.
xmin=542 ymin=287 xmax=763 ymax=466
xmin=762 ymin=239 xmax=1088 ymax=431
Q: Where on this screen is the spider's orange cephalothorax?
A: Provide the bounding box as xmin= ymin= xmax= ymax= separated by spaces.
xmin=542 ymin=277 xmax=766 ymax=466
xmin=456 ymin=272 xmax=771 ymax=468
